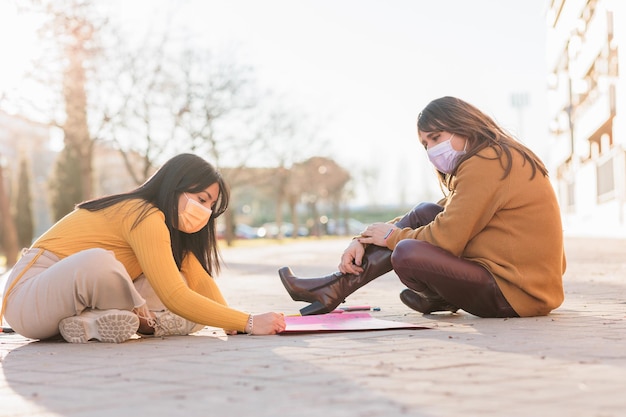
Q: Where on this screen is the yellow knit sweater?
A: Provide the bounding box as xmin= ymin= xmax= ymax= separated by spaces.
xmin=385 ymin=147 xmax=566 ymax=317
xmin=32 ymin=199 xmax=250 ymax=332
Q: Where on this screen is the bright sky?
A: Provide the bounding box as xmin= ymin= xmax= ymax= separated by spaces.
xmin=0 ymin=0 xmax=550 ymax=206
xmin=0 ymin=3 xmax=38 ymax=96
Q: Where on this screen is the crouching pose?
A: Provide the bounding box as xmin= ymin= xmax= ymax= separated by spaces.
xmin=2 ymin=153 xmax=285 ymax=343
xmin=280 ymin=96 xmax=566 ymax=318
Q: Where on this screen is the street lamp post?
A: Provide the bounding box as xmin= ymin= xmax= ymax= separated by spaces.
xmin=510 ymin=92 xmax=529 ymax=138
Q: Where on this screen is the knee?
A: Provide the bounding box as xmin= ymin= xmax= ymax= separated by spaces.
xmin=391 ymin=240 xmax=430 ymax=270
xmin=75 ymin=248 xmax=117 ymax=263
xmin=70 ymin=249 xmax=129 ymax=287
xmin=392 ymin=240 xmax=425 ymax=287
xmin=411 ymin=202 xmax=444 ymax=218
xmin=412 ymin=202 xmax=441 ymax=211
xmin=395 ymin=202 xmax=444 ymax=229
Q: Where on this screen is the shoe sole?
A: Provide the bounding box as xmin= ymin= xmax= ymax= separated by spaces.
xmin=153 ymin=311 xmax=203 ymax=337
xmin=59 ymin=310 xmax=139 ymax=343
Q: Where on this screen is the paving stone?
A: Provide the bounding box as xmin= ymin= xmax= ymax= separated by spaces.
xmin=0 ymin=236 xmax=625 ymax=416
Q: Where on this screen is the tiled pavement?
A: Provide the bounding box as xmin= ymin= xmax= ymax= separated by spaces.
xmin=1 ymin=236 xmax=625 ymax=417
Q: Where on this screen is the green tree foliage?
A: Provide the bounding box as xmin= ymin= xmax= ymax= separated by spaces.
xmin=0 ymin=162 xmax=19 ymax=267
xmin=49 ymin=146 xmax=83 ymax=221
xmin=15 ymin=158 xmax=34 ymax=248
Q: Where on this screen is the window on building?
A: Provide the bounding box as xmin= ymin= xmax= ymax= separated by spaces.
xmin=566 ymin=181 xmax=576 ymax=208
xmin=597 ymin=157 xmax=614 ymax=200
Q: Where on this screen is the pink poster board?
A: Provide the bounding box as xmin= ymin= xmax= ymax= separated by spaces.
xmin=281 ymin=312 xmax=430 ymax=334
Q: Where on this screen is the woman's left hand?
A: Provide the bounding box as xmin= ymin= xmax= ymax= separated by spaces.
xmin=356 ymin=223 xmax=397 ymax=247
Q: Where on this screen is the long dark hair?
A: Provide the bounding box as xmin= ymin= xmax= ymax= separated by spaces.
xmin=417 ymin=96 xmax=548 ymax=187
xmin=77 ymin=153 xmax=229 ymax=276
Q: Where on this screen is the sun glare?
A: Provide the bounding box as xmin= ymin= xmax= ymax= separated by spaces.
xmin=0 ymin=4 xmax=39 ymax=93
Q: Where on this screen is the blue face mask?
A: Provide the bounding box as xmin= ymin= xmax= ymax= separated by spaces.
xmin=427 ymin=134 xmax=467 ymax=174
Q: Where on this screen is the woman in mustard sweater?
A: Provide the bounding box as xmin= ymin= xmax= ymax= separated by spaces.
xmin=280 ymin=96 xmax=566 ymax=318
xmin=2 ymin=153 xmax=285 ymax=342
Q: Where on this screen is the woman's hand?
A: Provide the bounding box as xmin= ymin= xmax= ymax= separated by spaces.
xmin=356 ymin=223 xmax=397 ymax=247
xmin=338 ymin=239 xmax=367 ymax=275
xmin=247 ymin=312 xmax=286 ymax=335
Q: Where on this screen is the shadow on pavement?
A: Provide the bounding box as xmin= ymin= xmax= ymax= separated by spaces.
xmin=3 ymin=236 xmax=625 ymax=416
xmin=2 ymin=330 xmax=436 ymax=417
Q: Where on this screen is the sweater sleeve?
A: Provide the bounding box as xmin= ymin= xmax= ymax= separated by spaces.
xmin=181 ymin=254 xmax=228 ymax=306
xmin=124 ymin=209 xmax=250 ymax=332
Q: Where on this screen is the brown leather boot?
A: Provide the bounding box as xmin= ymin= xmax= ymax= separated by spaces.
xmin=279 ymin=245 xmax=392 ymax=315
xmin=399 ymin=289 xmax=458 ymax=314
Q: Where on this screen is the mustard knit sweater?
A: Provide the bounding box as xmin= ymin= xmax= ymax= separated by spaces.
xmin=385 ymin=147 xmax=566 ymax=317
xmin=32 ymin=199 xmax=250 ymax=332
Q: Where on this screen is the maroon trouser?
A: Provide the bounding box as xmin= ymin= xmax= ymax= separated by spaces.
xmin=392 ymin=203 xmax=518 ymax=318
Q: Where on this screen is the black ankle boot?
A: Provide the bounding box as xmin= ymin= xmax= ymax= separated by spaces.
xmin=399 ymin=289 xmax=458 ymax=314
xmin=279 ymin=245 xmax=392 ymax=315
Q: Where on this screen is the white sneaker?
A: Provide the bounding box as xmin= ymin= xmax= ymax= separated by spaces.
xmin=59 ymin=309 xmax=139 ymax=343
xmin=152 ymin=310 xmax=204 ymax=337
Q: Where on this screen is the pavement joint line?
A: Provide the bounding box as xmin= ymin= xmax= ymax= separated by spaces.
xmin=0 ymin=236 xmax=625 ymax=416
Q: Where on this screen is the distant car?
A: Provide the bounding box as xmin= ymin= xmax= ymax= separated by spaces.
xmin=257 ymin=222 xmax=309 ymax=238
xmin=325 ymin=218 xmax=367 ymax=236
xmin=234 ymin=223 xmax=259 ymax=239
xmin=217 ymin=223 xmax=260 ymax=239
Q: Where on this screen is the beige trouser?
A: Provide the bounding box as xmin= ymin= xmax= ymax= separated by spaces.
xmin=2 ymin=247 xmax=164 ymax=340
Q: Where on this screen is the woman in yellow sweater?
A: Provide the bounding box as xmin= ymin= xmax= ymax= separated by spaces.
xmin=280 ymin=96 xmax=566 ymax=318
xmin=2 ymin=153 xmax=285 ymax=342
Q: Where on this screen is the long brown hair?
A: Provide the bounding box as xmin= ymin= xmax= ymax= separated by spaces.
xmin=417 ymin=96 xmax=548 ymax=187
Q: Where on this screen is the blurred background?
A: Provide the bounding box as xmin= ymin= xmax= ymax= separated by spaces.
xmin=0 ymin=0 xmax=624 ymax=270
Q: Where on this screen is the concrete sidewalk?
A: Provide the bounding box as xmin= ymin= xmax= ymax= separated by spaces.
xmin=1 ymin=236 xmax=625 ymax=417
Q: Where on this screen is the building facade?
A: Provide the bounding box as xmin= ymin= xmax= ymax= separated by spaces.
xmin=546 ymin=0 xmax=625 ymax=236
xmin=0 ymin=112 xmax=147 ymax=240
xmin=0 ymin=111 xmax=55 ymax=238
